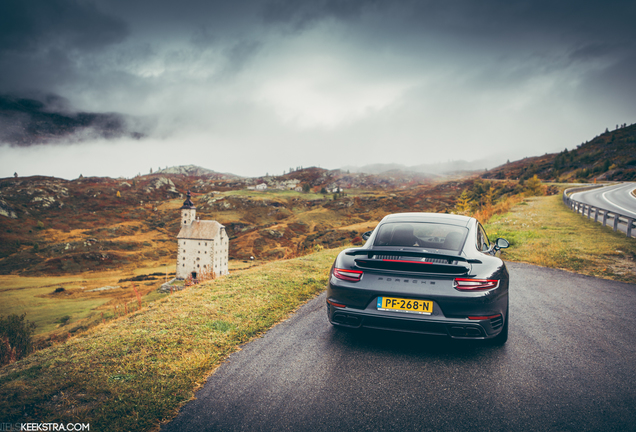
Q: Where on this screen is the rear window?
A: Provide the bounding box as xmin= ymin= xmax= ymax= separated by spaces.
xmin=373 ymin=222 xmax=468 ymax=252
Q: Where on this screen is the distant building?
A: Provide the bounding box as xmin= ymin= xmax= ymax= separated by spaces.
xmin=255 ymin=183 xmax=268 ymax=190
xmin=176 ymin=191 xmax=229 ymax=280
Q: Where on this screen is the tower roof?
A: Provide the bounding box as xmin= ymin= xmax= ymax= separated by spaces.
xmin=180 ymin=190 xmax=196 ymax=209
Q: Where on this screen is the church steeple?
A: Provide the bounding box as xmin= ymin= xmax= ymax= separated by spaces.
xmin=180 ymin=190 xmax=196 ymax=226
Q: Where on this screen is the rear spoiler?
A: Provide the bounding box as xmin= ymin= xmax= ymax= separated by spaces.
xmin=344 ymin=248 xmax=482 ymax=264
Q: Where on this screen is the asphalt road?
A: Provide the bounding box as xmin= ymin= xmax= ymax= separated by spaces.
xmin=571 ymin=182 xmax=636 ymax=216
xmin=569 ymin=182 xmax=636 ymax=237
xmin=570 ymin=182 xmax=636 ymax=231
xmin=162 ymin=262 xmax=636 ymax=432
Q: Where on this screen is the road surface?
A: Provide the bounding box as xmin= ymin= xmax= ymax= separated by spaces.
xmin=570 ymin=182 xmax=636 ymax=237
xmin=162 ymin=262 xmax=636 ymax=432
xmin=570 ymin=182 xmax=636 ymax=217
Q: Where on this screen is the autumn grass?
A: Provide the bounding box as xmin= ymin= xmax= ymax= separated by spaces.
xmin=0 ymin=275 xmax=112 ymax=335
xmin=0 ymin=264 xmax=177 ymax=337
xmin=221 ymin=189 xmax=326 ymax=200
xmin=0 ymin=247 xmax=342 ymax=431
xmin=0 ymin=285 xmax=109 ymax=335
xmin=472 ymin=194 xmax=524 ymax=225
xmin=485 ymin=194 xmax=636 ymax=282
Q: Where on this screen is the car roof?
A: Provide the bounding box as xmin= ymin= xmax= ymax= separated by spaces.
xmin=380 ymin=212 xmax=473 ymax=227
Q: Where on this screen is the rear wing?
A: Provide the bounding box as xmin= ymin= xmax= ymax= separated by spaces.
xmin=344 ymin=248 xmax=482 ymax=264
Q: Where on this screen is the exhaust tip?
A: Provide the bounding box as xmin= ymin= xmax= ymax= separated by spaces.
xmin=332 ymin=312 xmax=362 ymax=327
xmin=449 ymin=325 xmax=483 ymax=338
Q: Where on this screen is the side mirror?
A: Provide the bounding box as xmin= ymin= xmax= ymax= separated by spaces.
xmin=362 ymin=230 xmax=373 ymax=241
xmin=495 ymin=238 xmax=509 ymax=250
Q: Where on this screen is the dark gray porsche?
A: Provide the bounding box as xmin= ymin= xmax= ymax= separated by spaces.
xmin=326 ymin=212 xmax=510 ymax=344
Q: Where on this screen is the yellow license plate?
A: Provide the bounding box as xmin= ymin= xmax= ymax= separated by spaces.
xmin=377 ymin=297 xmax=433 ymax=315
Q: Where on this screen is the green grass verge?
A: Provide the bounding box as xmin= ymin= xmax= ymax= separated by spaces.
xmin=485 ymin=194 xmax=636 ymax=282
xmin=0 ymin=285 xmax=110 ymax=335
xmin=0 ymin=247 xmax=342 ymax=431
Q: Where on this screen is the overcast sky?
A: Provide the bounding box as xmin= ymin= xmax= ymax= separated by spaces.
xmin=1 ymin=0 xmax=635 ymax=179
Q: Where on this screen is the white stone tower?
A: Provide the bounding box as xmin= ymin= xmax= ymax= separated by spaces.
xmin=176 ymin=190 xmax=230 ymax=280
xmin=181 ymin=190 xmax=196 ymax=225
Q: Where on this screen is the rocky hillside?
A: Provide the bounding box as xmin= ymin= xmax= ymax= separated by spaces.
xmin=155 ymin=165 xmax=241 ymax=179
xmin=0 ymin=170 xmax=466 ymax=275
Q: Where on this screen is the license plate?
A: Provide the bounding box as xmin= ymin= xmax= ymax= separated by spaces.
xmin=377 ymin=297 xmax=433 ymax=315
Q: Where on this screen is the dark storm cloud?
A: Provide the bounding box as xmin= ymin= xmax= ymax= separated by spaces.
xmin=261 ymin=0 xmax=384 ymax=29
xmin=0 ymin=0 xmax=127 ymax=52
xmin=1 ymin=0 xmax=635 ymax=179
xmin=0 ymin=0 xmax=128 ymax=92
xmin=261 ymin=0 xmax=636 ymax=41
xmin=258 ymin=0 xmax=636 ymax=94
xmin=2 ymin=0 xmax=634 ymax=94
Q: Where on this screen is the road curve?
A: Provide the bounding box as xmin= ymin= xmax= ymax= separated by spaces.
xmin=162 ymin=262 xmax=636 ymax=432
xmin=570 ymin=182 xmax=636 ymax=217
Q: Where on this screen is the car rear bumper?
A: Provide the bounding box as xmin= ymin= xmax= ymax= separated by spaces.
xmin=327 ymin=302 xmax=506 ymax=340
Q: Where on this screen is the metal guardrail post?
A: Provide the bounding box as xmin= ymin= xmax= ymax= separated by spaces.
xmin=594 ymin=208 xmax=599 ymax=223
xmin=613 ymin=215 xmax=619 ymax=231
xmin=628 ymin=219 xmax=634 ymax=238
xmin=602 ymin=211 xmax=608 ymax=227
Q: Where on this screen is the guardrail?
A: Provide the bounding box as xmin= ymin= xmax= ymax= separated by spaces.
xmin=563 ymin=185 xmax=636 ymax=238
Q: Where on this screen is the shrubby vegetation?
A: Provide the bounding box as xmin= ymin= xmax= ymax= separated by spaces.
xmin=0 ymin=313 xmax=36 ymax=365
xmin=455 ymin=176 xmax=549 ymax=223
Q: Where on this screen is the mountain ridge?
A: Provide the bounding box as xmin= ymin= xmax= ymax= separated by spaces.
xmin=483 ymin=123 xmax=636 ymax=182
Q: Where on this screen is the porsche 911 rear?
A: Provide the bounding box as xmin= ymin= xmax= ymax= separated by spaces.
xmin=326 ymin=213 xmax=509 ymax=344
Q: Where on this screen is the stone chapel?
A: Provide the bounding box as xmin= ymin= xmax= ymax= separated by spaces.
xmin=176 ymin=191 xmax=229 ymax=279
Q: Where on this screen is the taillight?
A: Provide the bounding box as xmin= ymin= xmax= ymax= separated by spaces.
xmin=333 ymin=268 xmax=363 ymax=282
xmin=327 ymin=298 xmax=347 ymax=308
xmin=453 ymin=278 xmax=499 ymax=291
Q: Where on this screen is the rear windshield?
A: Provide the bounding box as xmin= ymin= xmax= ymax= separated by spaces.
xmin=373 ymin=222 xmax=468 ymax=252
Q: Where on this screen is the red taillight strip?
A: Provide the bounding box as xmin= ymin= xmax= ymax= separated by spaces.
xmin=453 ymin=278 xmax=499 ymax=290
xmin=327 ymin=299 xmax=347 ymax=308
xmin=333 ymin=268 xmax=363 ymax=282
xmin=382 ymin=259 xmax=433 ymax=265
xmin=468 ymin=314 xmax=501 ymax=320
